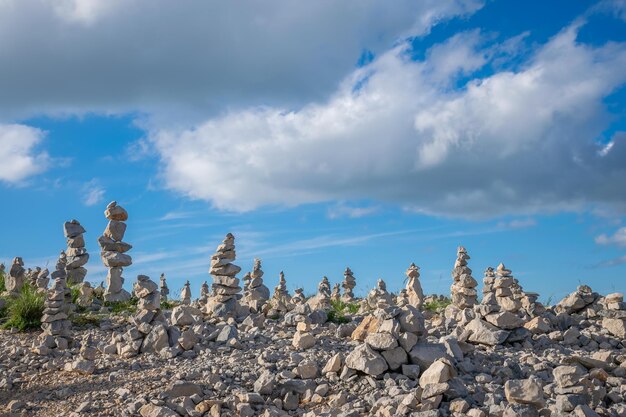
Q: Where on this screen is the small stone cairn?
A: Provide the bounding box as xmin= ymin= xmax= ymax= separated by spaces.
xmin=199 ymin=281 xmax=210 ymax=306
xmin=64 ymin=219 xmax=89 ymax=284
xmin=207 ymin=233 xmax=242 ymax=318
xmin=494 ymin=263 xmax=522 ymax=313
xmin=405 ymin=263 xmax=424 ymax=308
xmin=181 ymin=280 xmax=192 ymax=305
xmin=270 ymin=271 xmax=292 ymax=314
xmin=341 ymin=267 xmax=356 ymax=302
xmin=307 ymin=276 xmax=331 ymax=311
xmin=39 ymin=276 xmax=72 ymax=351
xmin=450 ymin=246 xmax=478 ymax=309
xmin=291 ymin=288 xmax=306 ymax=305
xmin=5 ymin=257 xmax=26 ymax=296
xmin=159 ymin=273 xmax=169 ymax=302
xmin=365 ymin=278 xmax=393 ymax=310
xmin=99 ymin=201 xmax=132 ymax=302
xmin=241 ymin=258 xmax=270 ymax=312
xmin=35 ymin=268 xmax=49 ymax=292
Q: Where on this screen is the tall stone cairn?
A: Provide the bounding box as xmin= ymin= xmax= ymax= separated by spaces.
xmin=40 ymin=276 xmax=72 ymax=350
xmin=308 ymin=276 xmax=331 ymax=311
xmin=601 ymin=293 xmax=626 ymax=339
xmin=64 ymin=219 xmax=89 ymax=285
xmin=450 ymin=246 xmax=478 ymax=309
xmin=181 ymin=280 xmax=192 ymax=305
xmin=331 ymin=283 xmax=341 ymax=302
xmin=36 ymin=267 xmax=50 ymax=291
xmin=494 ymin=263 xmax=522 ymax=313
xmin=159 ymin=273 xmax=169 ymax=302
xmin=199 ymin=281 xmax=210 ymax=305
xmin=271 ymin=271 xmax=291 ymax=312
xmin=208 ymin=233 xmax=242 ymax=318
xmin=99 ymin=201 xmax=132 ymax=302
xmin=242 ymin=258 xmax=270 ymax=312
xmin=405 ymin=263 xmax=424 ymax=309
xmin=481 ymin=267 xmax=497 ymax=306
xmin=341 ymin=267 xmax=356 ymax=302
xmin=5 ymin=257 xmax=26 ymax=296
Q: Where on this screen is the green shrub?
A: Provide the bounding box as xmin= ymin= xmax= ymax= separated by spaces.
xmin=72 ymin=313 xmax=102 ymax=327
xmin=104 ymin=297 xmax=138 ymax=314
xmin=0 ymin=271 xmax=6 ymax=293
xmin=423 ymin=298 xmax=451 ymax=313
xmin=327 ymin=309 xmax=351 ymax=324
xmin=160 ymin=300 xmax=176 ymax=310
xmin=2 ymin=284 xmax=45 ymax=331
xmin=327 ymin=299 xmax=359 ymax=324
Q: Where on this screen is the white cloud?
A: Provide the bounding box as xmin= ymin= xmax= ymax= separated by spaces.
xmin=149 ymin=23 xmax=626 ymax=218
xmin=0 ymin=0 xmax=483 ymax=122
xmin=0 ymin=124 xmax=49 ymax=184
xmin=81 ymin=179 xmax=105 ymax=206
xmin=497 ymin=218 xmax=537 ymax=230
xmin=596 ymin=226 xmax=626 ymax=247
xmin=327 ymin=203 xmax=380 ymax=219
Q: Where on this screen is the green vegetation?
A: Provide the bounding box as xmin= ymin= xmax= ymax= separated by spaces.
xmin=423 ymin=298 xmax=452 ymax=313
xmin=327 ymin=299 xmax=360 ymax=324
xmin=2 ymin=284 xmax=45 ymax=331
xmin=160 ymin=300 xmax=177 ymax=310
xmin=104 ymin=297 xmax=138 ymax=314
xmin=0 ymin=270 xmax=6 ymax=293
xmin=72 ymin=313 xmax=103 ymax=327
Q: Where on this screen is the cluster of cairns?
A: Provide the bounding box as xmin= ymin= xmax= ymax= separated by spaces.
xmin=4 ymin=203 xmax=626 ymax=416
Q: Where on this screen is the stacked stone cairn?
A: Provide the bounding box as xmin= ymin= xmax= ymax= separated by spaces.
xmin=556 ymin=284 xmax=600 ymax=315
xmin=181 ymin=280 xmax=191 ymax=305
xmin=346 ymin=303 xmax=427 ymax=382
xmin=64 ymin=219 xmax=89 ymax=284
xmin=39 ymin=276 xmax=72 ymax=352
xmin=5 ymin=257 xmax=25 ymax=296
xmin=241 ymin=258 xmax=270 ymax=312
xmin=341 ymin=267 xmax=356 ymax=302
xmin=365 ymin=278 xmax=393 ymax=310
xmin=601 ymin=293 xmax=626 ymax=339
xmin=199 ymin=281 xmax=210 ymax=306
xmin=450 ymin=246 xmax=478 ymax=309
xmin=405 ymin=262 xmax=424 ymax=308
xmin=552 ymin=365 xmax=598 ymax=414
xmin=291 ymin=288 xmax=306 ymax=305
xmin=331 ymin=283 xmax=341 ymax=302
xmin=159 ymin=273 xmax=169 ymax=302
xmin=26 ymin=267 xmax=39 ymax=286
xmin=76 ymin=282 xmax=95 ymax=308
xmin=307 ymin=276 xmax=331 ymax=311
xmin=65 ymin=335 xmax=98 ymax=375
xmin=270 ymin=271 xmax=292 ymax=314
xmin=207 ymin=233 xmax=242 ymax=318
xmin=35 ymin=267 xmax=50 ymax=292
xmin=99 ymin=201 xmax=132 ymax=302
xmin=481 ymin=266 xmax=497 ymax=307
xmin=113 ymin=275 xmax=169 ymax=357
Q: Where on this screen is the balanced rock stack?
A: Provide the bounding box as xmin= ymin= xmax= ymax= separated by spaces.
xmin=76 ymin=282 xmax=94 ymax=308
xmin=291 ymin=288 xmax=305 ymax=305
xmin=481 ymin=267 xmax=497 ymax=306
xmin=307 ymin=276 xmax=331 ymax=311
xmin=35 ymin=268 xmax=50 ymax=291
xmin=116 ymin=275 xmax=168 ymax=357
xmin=494 ymin=263 xmax=522 ymax=313
xmin=40 ymin=276 xmax=72 ymax=351
xmin=270 ymin=271 xmax=292 ymax=313
xmin=556 ymin=285 xmax=600 ymax=315
xmin=64 ymin=220 xmax=89 ymax=284
xmin=346 ymin=303 xmax=426 ymax=379
xmin=26 ymin=267 xmax=39 ymax=286
xmin=99 ymin=201 xmax=132 ymax=302
xmin=199 ymin=281 xmax=210 ymax=306
xmin=405 ymin=263 xmax=424 ymax=308
xmin=241 ymin=258 xmax=270 ymax=312
xmin=159 ymin=273 xmax=169 ymax=302
xmin=5 ymin=257 xmax=25 ymax=296
xmin=331 ymin=283 xmax=341 ymax=302
xmin=341 ymin=267 xmax=356 ymax=302
xmin=181 ymin=280 xmax=192 ymax=305
xmin=208 ymin=233 xmax=242 ymax=318
xmin=601 ymin=293 xmax=626 ymax=339
xmin=450 ymin=246 xmax=478 ymax=309
xmin=365 ymin=278 xmax=393 ymax=310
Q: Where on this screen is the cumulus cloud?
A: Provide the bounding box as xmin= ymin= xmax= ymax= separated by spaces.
xmin=596 ymin=226 xmax=626 ymax=247
xmin=0 ymin=124 xmax=49 ymax=184
xmin=149 ymin=23 xmax=626 ymax=217
xmin=0 ymin=0 xmax=483 ymax=122
xmin=327 ymin=203 xmax=380 ymax=219
xmin=81 ymin=179 xmax=105 ymax=206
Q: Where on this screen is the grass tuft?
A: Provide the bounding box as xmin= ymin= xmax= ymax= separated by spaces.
xmin=104 ymin=298 xmax=138 ymax=314
xmin=2 ymin=284 xmax=45 ymax=331
xmin=423 ymin=298 xmax=451 ymax=313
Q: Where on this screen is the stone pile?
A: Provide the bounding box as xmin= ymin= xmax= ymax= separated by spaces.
xmin=494 ymin=263 xmax=522 ymax=313
xmin=481 ymin=266 xmax=497 ymax=307
xmin=292 ymin=321 xmax=316 ymax=350
xmin=307 ymin=276 xmax=331 ymax=311
xmin=181 ymin=280 xmax=191 ymax=305
xmin=199 ymin=281 xmax=210 ymax=306
xmin=159 ymin=273 xmax=169 ymax=302
xmin=365 ymin=278 xmax=393 ymax=310
xmin=556 ymin=285 xmax=600 ymax=315
xmin=241 ymin=258 xmax=270 ymax=312
xmin=39 ymin=276 xmax=72 ymax=351
xmin=270 ymin=271 xmax=292 ymax=314
xmin=63 ymin=219 xmax=89 ymax=284
xmin=341 ymin=267 xmax=356 ymax=302
xmin=99 ymin=201 xmax=132 ymax=302
xmin=552 ymin=365 xmax=595 ymax=414
xmin=450 ymin=246 xmax=478 ymax=309
xmin=65 ymin=335 xmax=97 ymax=375
xmin=5 ymin=257 xmax=25 ymax=296
xmin=113 ymin=275 xmax=169 ymax=357
xmin=405 ymin=262 xmax=424 ymax=308
xmin=35 ymin=267 xmax=49 ymax=291
xmin=601 ymin=292 xmax=626 ymax=339
xmin=75 ymin=282 xmax=95 ymax=308
xmin=207 ymin=233 xmax=242 ymax=318
xmin=331 ymin=283 xmax=341 ymax=302
xmin=26 ymin=267 xmax=39 ymax=286
xmin=291 ymin=288 xmax=305 ymax=304
xmin=346 ymin=303 xmax=426 ymax=379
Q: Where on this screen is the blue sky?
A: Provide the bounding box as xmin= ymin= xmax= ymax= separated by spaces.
xmin=1 ymin=0 xmax=626 ymax=301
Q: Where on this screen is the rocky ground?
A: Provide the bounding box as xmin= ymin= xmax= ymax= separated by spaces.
xmin=1 ymin=289 xmax=625 ymax=417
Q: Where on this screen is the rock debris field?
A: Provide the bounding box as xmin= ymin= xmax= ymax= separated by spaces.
xmin=0 ymin=201 xmax=625 ymax=417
